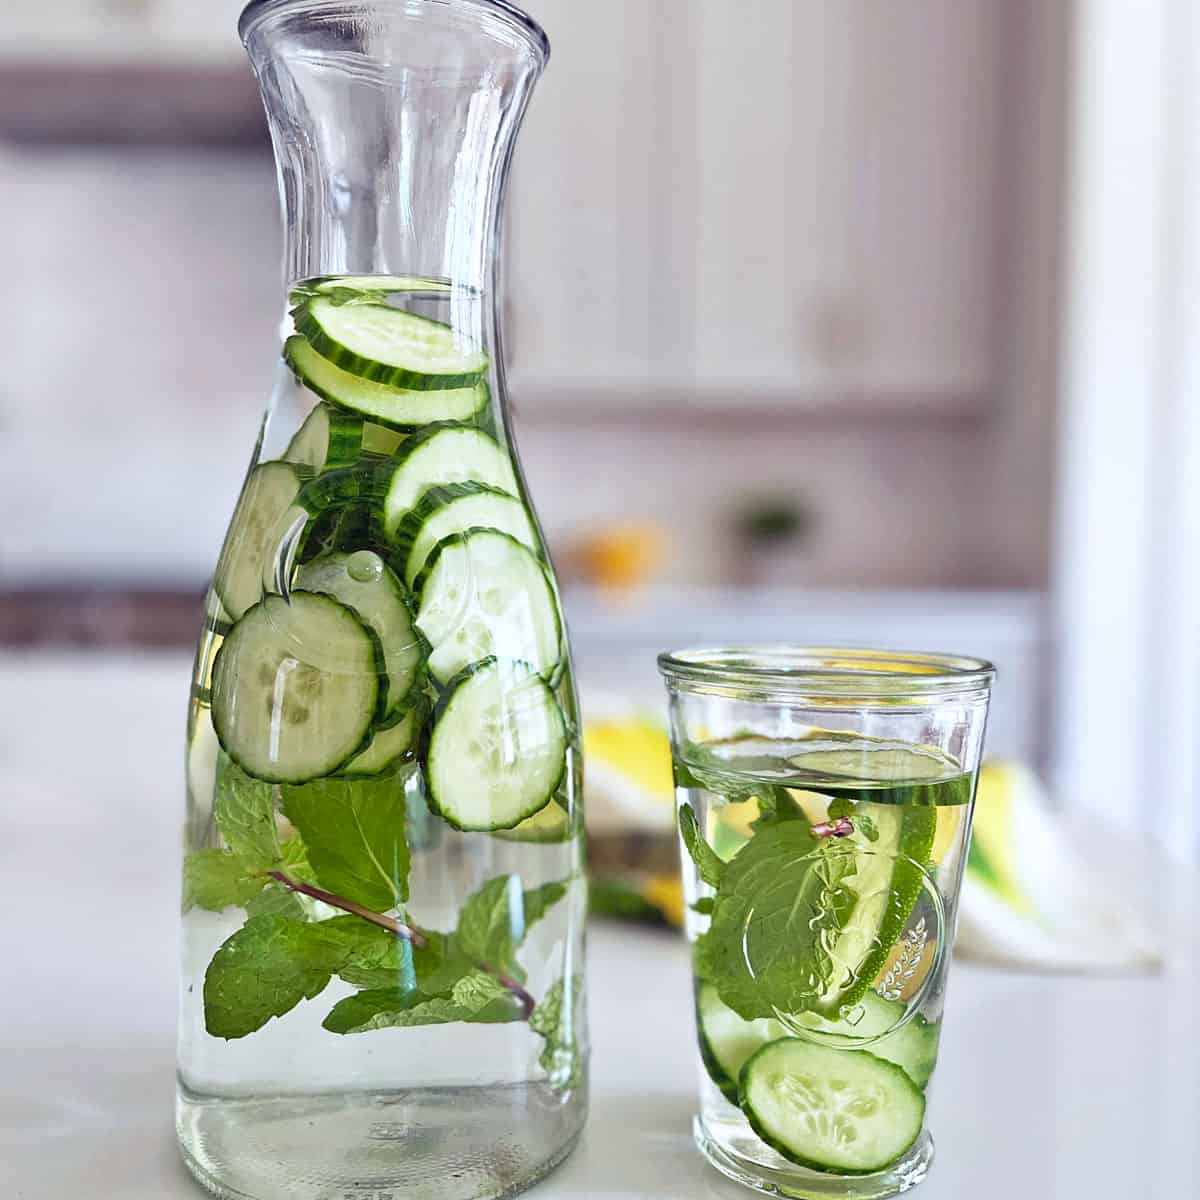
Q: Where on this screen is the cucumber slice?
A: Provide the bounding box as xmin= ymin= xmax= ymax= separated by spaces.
xmin=382 ymin=425 xmax=519 ymax=535
xmin=392 ymin=482 xmax=538 ymax=588
xmin=294 ymin=550 xmax=424 ymax=716
xmin=361 ymin=423 xmax=407 ymax=458
xmin=295 ymin=504 xmax=374 ymax=566
xmin=213 ymin=462 xmax=307 ymax=621
xmin=339 ymin=703 xmax=424 ymax=777
xmin=493 ymin=796 xmax=573 ymax=843
xmin=283 ymin=403 xmax=363 ymax=471
xmin=697 ymin=983 xmax=787 ymax=1103
xmin=415 ymin=529 xmax=562 ymax=685
xmin=740 ymin=1040 xmax=925 ymax=1175
xmin=427 ymin=658 xmax=567 ymax=831
xmin=842 ymin=996 xmax=939 ymax=1090
xmin=813 ymin=802 xmax=936 ymax=1015
xmin=284 ymin=336 xmax=489 ymax=430
xmin=295 ymin=298 xmax=488 ymax=391
xmin=296 ymin=274 xmax=453 ymax=298
xmin=210 ymin=593 xmax=381 ymax=784
xmin=787 ymin=992 xmax=941 ymax=1091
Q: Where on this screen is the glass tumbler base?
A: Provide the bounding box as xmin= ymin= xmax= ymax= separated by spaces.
xmin=694 ymin=1114 xmax=933 ymax=1200
xmin=177 ymin=1083 xmax=585 ymax=1200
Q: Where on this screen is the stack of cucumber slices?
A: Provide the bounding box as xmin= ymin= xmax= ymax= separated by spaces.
xmin=208 ymin=276 xmax=569 ymax=833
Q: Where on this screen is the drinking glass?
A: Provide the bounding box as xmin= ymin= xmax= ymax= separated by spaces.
xmin=659 ymin=646 xmax=993 ymax=1199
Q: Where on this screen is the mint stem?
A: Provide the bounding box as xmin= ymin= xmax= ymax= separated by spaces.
xmin=267 ymin=871 xmax=427 ymax=945
xmin=812 ymin=817 xmax=855 ymax=839
xmin=268 ymin=871 xmax=536 ymax=1019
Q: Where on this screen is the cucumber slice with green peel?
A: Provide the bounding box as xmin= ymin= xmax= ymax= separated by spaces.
xmin=338 ymin=703 xmax=424 ymax=777
xmin=415 ymin=529 xmax=562 ymax=686
xmin=697 ymin=983 xmax=787 ymax=1103
xmin=210 ymin=593 xmax=381 ymax=784
xmin=284 ymin=336 xmax=489 ymax=429
xmin=392 ymin=482 xmax=538 ymax=588
xmin=295 ymin=504 xmax=375 ymax=566
xmin=427 ymin=658 xmax=567 ymax=831
xmin=293 ymin=274 xmax=453 ymax=300
xmin=361 ymin=422 xmax=407 ymax=458
xmin=779 ymin=992 xmax=940 ymax=1091
xmin=740 ymin=1039 xmax=925 ymax=1175
xmin=295 ymin=298 xmax=488 ymax=391
xmin=813 ymin=802 xmax=937 ymax=1015
xmin=283 ymin=403 xmax=364 ymax=471
xmin=296 ymin=463 xmax=392 ymax=517
xmin=382 ymin=424 xmax=519 ymax=535
xmin=294 ymin=550 xmax=424 ymax=716
xmin=493 ymin=796 xmax=573 ymax=843
xmin=214 ymin=462 xmax=307 ymax=620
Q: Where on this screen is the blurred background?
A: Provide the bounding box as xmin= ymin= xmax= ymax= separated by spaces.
xmin=0 ymin=0 xmax=1196 ymax=869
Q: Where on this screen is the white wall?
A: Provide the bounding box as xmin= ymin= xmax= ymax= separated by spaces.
xmin=1054 ymin=0 xmax=1200 ymax=859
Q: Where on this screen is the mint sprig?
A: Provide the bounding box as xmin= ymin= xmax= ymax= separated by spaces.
xmin=202 ymin=870 xmax=570 ymax=1040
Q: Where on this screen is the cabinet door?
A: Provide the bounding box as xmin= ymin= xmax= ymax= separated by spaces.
xmin=691 ymin=0 xmax=1002 ymax=407
xmin=689 ymin=0 xmax=846 ymax=397
xmin=508 ymin=0 xmax=700 ymax=403
xmin=837 ymin=0 xmax=1002 ymax=402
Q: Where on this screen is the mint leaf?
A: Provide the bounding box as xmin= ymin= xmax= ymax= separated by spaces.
xmin=690 ymin=896 xmax=716 ymax=916
xmin=678 ymin=805 xmax=725 ymax=888
xmin=692 ymin=929 xmax=718 ymax=982
xmin=330 ymin=924 xmax=472 ymax=998
xmin=281 ymin=772 xmax=410 ymax=910
xmin=214 ymin=752 xmax=282 ymax=865
xmin=186 ymin=834 xmax=314 ymax=916
xmin=184 ymin=848 xmax=266 ymax=912
xmin=703 ymin=820 xmax=866 ymax=1021
xmin=204 ymin=914 xmax=340 ymax=1039
xmin=530 ymin=975 xmax=584 ymax=1088
xmin=322 ymin=971 xmax=524 ymax=1034
xmin=750 ymin=786 xmax=806 ymax=830
xmin=455 ymin=875 xmax=567 ymax=982
xmin=243 ymin=837 xmax=317 ymax=918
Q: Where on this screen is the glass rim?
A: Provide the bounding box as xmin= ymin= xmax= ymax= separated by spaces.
xmin=657 ymin=644 xmax=995 ymax=698
xmin=239 ymin=0 xmax=550 ymax=61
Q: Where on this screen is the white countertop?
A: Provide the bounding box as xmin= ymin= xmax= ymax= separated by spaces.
xmin=2 ymin=651 xmax=1197 ymax=1200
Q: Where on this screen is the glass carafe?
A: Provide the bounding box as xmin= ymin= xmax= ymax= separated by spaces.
xmin=176 ymin=4 xmax=587 ymax=1198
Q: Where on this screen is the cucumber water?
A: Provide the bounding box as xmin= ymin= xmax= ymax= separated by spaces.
xmin=182 ymin=274 xmax=585 ymax=1194
xmin=676 ymin=733 xmax=974 ymax=1182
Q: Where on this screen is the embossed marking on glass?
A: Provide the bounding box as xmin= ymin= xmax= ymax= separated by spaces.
xmin=660 ymin=647 xmax=993 ymax=1199
xmin=176 ymin=5 xmax=586 ymax=1199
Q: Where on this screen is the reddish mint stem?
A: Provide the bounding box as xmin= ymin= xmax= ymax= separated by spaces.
xmin=811 ymin=816 xmax=855 ymax=839
xmin=267 ymin=871 xmax=427 ymax=946
xmin=268 ymin=871 xmax=536 ymax=1019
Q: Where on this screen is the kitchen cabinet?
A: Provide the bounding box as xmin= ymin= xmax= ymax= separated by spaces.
xmin=511 ymin=0 xmax=1005 ymax=415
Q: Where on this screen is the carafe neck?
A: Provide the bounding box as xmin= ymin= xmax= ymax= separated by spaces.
xmin=241 ymin=0 xmax=547 ymax=296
